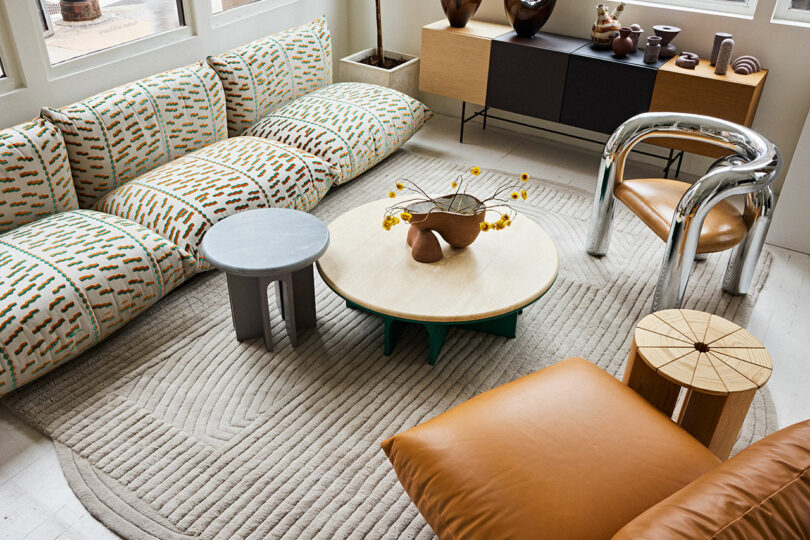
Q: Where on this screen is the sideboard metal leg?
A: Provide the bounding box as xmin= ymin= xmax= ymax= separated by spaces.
xmin=663 ymin=148 xmax=675 ymax=178
xmin=482 ymin=106 xmax=488 ymax=130
xmin=459 ymin=101 xmax=466 ymax=143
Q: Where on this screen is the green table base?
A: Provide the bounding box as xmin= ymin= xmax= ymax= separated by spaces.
xmin=346 ymin=300 xmax=524 ymax=365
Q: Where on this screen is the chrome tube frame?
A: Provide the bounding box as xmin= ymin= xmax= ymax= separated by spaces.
xmin=585 ymin=112 xmax=781 ymax=311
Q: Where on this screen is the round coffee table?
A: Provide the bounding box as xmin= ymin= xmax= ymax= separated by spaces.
xmin=316 ymin=198 xmax=559 ymax=364
xmin=624 ymin=309 xmax=772 ymax=459
xmin=201 ymin=208 xmax=329 ymax=350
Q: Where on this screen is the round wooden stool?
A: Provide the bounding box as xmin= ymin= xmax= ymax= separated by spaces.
xmin=623 ymin=309 xmax=772 ymax=459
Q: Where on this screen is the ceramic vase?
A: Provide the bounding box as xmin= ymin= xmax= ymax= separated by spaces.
xmin=612 ymin=27 xmax=634 ymax=57
xmin=643 ymin=35 xmax=662 ymax=64
xmin=653 ymin=25 xmax=680 ymax=59
xmin=441 ymin=0 xmax=484 ymax=28
xmin=591 ymin=2 xmax=624 ymax=48
xmin=710 ymin=32 xmax=733 ymax=66
xmin=503 ymin=0 xmax=558 ymax=38
xmin=405 ymin=194 xmax=486 ymax=264
xmin=629 ymin=25 xmax=643 ymax=52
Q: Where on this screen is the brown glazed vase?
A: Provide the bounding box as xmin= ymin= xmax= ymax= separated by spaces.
xmin=611 ymin=27 xmax=634 ymax=57
xmin=441 ymin=0 xmax=484 ymax=28
xmin=504 ymin=0 xmax=558 ymax=38
xmin=405 ymin=195 xmax=486 ymax=264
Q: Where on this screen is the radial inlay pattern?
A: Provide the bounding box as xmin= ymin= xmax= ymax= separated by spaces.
xmin=635 ymin=309 xmax=772 ymax=395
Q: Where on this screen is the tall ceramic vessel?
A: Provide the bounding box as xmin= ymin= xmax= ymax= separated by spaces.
xmin=441 ymin=0 xmax=484 ymax=28
xmin=653 ymin=25 xmax=681 ymax=59
xmin=591 ymin=3 xmax=625 ymax=48
xmin=504 ymin=0 xmax=558 ymax=38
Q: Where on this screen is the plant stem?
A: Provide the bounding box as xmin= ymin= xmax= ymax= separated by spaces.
xmin=375 ymin=0 xmax=384 ymax=65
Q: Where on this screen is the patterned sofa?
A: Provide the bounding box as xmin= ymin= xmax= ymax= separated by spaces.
xmin=0 ymin=16 xmax=431 ymax=395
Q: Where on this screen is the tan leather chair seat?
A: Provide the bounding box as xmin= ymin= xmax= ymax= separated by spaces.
xmin=615 ymin=179 xmax=748 ymax=253
xmin=381 ymin=357 xmax=720 ymax=540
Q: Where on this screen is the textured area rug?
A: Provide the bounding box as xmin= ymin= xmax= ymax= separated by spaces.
xmin=2 ymin=151 xmax=775 ymax=539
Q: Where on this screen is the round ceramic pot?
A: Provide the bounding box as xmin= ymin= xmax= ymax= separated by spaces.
xmin=441 ymin=0 xmax=483 ymax=28
xmin=612 ymin=27 xmax=634 ymax=57
xmin=504 ymin=0 xmax=558 ymax=38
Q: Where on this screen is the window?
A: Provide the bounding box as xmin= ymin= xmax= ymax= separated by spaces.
xmin=211 ymin=0 xmax=262 ymax=14
xmin=626 ymin=0 xmax=757 ymax=18
xmin=0 ymin=58 xmax=5 ymax=78
xmin=36 ymin=0 xmax=186 ymax=65
xmin=772 ymin=0 xmax=810 ymax=24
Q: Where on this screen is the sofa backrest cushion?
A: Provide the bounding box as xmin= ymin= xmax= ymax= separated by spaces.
xmin=613 ymin=419 xmax=810 ymax=539
xmin=41 ymin=61 xmax=227 ymax=208
xmin=0 ymin=118 xmax=78 ymax=232
xmin=206 ymin=16 xmax=332 ymax=137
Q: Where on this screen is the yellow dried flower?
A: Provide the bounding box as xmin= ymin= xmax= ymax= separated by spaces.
xmin=470 ymin=166 xmax=481 ymax=176
xmin=451 ymin=181 xmax=458 ymax=188
xmin=388 ymin=191 xmax=396 ymax=198
xmin=510 ymin=192 xmax=519 ymax=200
xmin=520 ymin=173 xmax=529 ymax=182
xmin=395 ymin=182 xmax=404 ymax=190
xmin=401 ymin=211 xmax=412 ymax=221
xmin=520 ymin=189 xmax=528 ymax=200
xmin=495 ymin=221 xmax=505 ymax=230
xmin=480 ymin=222 xmax=489 ymax=232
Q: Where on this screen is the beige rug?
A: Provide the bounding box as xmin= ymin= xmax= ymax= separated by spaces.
xmin=1 ymin=151 xmax=775 ymax=539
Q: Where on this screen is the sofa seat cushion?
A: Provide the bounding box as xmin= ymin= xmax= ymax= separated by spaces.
xmin=381 ymin=357 xmax=720 ymax=540
xmin=0 ymin=210 xmax=194 ymax=395
xmin=42 ymin=61 xmax=228 ymax=208
xmin=207 ymin=16 xmax=332 ymax=137
xmin=94 ymin=136 xmax=334 ymax=271
xmin=0 ymin=119 xmax=78 ymax=232
xmin=244 ymin=82 xmax=432 ymax=184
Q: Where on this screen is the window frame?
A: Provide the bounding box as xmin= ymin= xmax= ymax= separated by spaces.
xmin=211 ymin=0 xmax=291 ymax=27
xmin=624 ymin=0 xmax=758 ymax=19
xmin=0 ymin=3 xmax=19 ymax=93
xmin=771 ymin=0 xmax=810 ymax=26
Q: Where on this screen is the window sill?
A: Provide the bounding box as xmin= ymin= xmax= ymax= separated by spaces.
xmin=769 ymin=16 xmax=810 ymax=27
xmin=623 ymin=0 xmax=756 ymax=20
xmin=211 ymin=0 xmax=297 ymax=28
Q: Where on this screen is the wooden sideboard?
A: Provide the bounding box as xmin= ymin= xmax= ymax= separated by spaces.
xmin=420 ymin=20 xmax=767 ymax=166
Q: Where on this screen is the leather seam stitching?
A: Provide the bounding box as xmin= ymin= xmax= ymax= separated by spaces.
xmin=713 ymin=463 xmax=810 ymax=536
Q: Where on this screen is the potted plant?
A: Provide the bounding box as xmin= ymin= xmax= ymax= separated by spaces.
xmin=339 ymin=0 xmax=421 ymax=98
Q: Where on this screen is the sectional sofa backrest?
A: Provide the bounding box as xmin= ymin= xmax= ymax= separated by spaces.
xmin=206 ymin=15 xmax=332 ymax=137
xmin=0 ymin=119 xmax=78 ymax=232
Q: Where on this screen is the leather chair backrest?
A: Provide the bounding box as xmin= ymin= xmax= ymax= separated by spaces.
xmin=613 ymin=419 xmax=810 ymax=538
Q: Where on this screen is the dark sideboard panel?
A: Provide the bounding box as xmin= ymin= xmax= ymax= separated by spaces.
xmin=561 ymin=46 xmax=667 ymax=135
xmin=487 ymin=32 xmax=588 ymax=122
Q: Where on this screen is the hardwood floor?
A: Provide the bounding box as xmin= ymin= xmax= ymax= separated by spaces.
xmin=1 ymin=113 xmax=808 ymax=539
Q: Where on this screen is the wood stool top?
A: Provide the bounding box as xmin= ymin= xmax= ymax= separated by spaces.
xmin=634 ymin=309 xmax=771 ymax=396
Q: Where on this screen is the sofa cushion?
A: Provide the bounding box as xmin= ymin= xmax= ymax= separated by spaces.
xmin=245 ymin=82 xmax=431 ymax=184
xmin=0 ymin=210 xmax=195 ymax=395
xmin=41 ymin=61 xmax=228 ymax=208
xmin=0 ymin=119 xmax=78 ymax=232
xmin=613 ymin=418 xmax=810 ymax=539
xmin=207 ymin=16 xmax=332 ymax=137
xmin=381 ymin=357 xmax=720 ymax=540
xmin=94 ymin=136 xmax=335 ymax=271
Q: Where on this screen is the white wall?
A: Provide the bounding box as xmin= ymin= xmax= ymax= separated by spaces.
xmin=347 ymin=0 xmax=810 ymax=192
xmin=0 ymin=0 xmax=349 ymax=127
xmin=768 ymin=110 xmax=810 ymax=253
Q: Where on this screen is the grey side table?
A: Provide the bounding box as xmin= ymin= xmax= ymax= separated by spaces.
xmin=201 ymin=208 xmax=329 ymax=350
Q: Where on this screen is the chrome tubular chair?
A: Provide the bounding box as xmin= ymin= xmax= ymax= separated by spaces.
xmin=586 ymin=112 xmax=781 ymax=311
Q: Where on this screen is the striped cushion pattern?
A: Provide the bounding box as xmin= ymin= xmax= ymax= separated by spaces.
xmin=41 ymin=62 xmax=228 ymax=208
xmin=94 ymin=136 xmax=335 ymax=270
xmin=0 ymin=119 xmax=78 ymax=232
xmin=207 ymin=16 xmax=332 ymax=137
xmin=0 ymin=210 xmax=195 ymax=395
xmin=244 ymin=83 xmax=432 ymax=184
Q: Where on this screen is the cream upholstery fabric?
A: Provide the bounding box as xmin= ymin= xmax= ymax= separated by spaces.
xmin=0 ymin=210 xmax=195 ymax=395
xmin=41 ymin=62 xmax=228 ymax=208
xmin=207 ymin=16 xmax=332 ymax=137
xmin=0 ymin=119 xmax=78 ymax=232
xmin=94 ymin=136 xmax=335 ymax=270
xmin=244 ymin=83 xmax=432 ymax=184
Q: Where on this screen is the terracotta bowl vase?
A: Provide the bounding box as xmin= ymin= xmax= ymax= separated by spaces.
xmin=405 ymin=194 xmax=486 ymax=263
xmin=441 ymin=0 xmax=484 ymax=28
